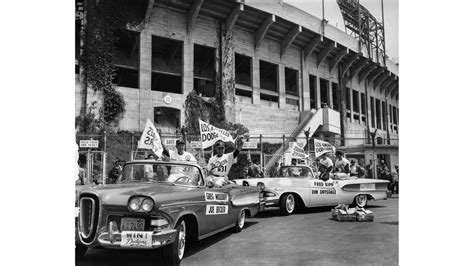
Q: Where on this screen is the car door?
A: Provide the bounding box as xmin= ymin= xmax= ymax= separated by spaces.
xmin=309 ymin=177 xmax=339 ymax=206
xmin=200 ymin=187 xmax=232 ymax=232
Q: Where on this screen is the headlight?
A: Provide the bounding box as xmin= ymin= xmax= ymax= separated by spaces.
xmin=129 ymin=197 xmax=142 ymax=212
xmin=141 ymin=198 xmax=154 ymax=212
xmin=258 ymin=182 xmax=265 ymax=190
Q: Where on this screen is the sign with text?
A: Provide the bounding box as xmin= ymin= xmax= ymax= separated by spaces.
xmin=314 ymin=139 xmax=335 ymax=158
xmin=163 ymin=138 xmax=177 ymax=151
xmin=242 ymin=141 xmax=258 ymax=149
xmin=190 ymin=141 xmax=202 ymax=149
xmin=79 ymin=139 xmax=99 ymax=148
xmin=199 ymin=120 xmax=234 ymax=149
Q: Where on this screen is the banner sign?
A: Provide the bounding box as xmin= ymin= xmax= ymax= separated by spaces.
xmin=288 ymin=142 xmax=307 ymax=159
xmin=199 ymin=120 xmax=234 ymax=149
xmin=314 ymin=139 xmax=336 ymax=158
xmin=242 ymin=141 xmax=258 ymax=149
xmin=137 ymin=119 xmax=164 ymax=157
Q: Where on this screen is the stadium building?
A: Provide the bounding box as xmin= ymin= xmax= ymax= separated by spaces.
xmin=75 ymin=0 xmax=399 ymax=171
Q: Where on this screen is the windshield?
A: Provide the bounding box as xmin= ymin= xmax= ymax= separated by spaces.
xmin=279 ymin=166 xmax=314 ymax=178
xmin=117 ymin=162 xmax=204 ymax=186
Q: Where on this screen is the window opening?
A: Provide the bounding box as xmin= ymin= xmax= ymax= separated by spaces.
xmin=112 ymin=29 xmax=140 ymax=88
xmin=235 ymin=53 xmax=252 ymax=87
xmin=320 ymin=78 xmax=329 ymax=108
xmin=194 ymin=44 xmax=216 ymax=97
xmin=151 ymin=36 xmax=183 ymax=93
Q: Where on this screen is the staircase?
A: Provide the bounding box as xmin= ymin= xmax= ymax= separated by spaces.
xmin=264 ymin=108 xmax=324 ymax=171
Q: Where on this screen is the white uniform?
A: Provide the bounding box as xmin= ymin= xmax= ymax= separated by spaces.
xmin=168 ymin=150 xmax=197 ymax=182
xmin=207 ymin=153 xmax=236 ymax=186
xmin=335 ymin=157 xmax=350 ymax=172
xmin=319 ymin=157 xmax=333 ymax=169
xmin=169 ymin=150 xmax=197 ymax=162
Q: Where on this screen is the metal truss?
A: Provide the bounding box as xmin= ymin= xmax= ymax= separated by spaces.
xmin=337 ymin=0 xmax=386 ymax=65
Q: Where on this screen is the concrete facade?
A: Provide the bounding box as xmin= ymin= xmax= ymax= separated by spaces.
xmin=75 ymin=0 xmax=399 ymax=168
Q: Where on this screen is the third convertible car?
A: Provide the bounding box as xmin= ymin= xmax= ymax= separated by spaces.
xmin=234 ymin=165 xmax=389 ymax=215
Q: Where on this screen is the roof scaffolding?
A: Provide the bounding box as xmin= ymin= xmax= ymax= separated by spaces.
xmin=337 ymin=0 xmax=386 ymax=65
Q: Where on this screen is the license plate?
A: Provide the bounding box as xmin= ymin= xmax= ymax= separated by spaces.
xmin=360 ymin=183 xmax=375 ymax=191
xmin=120 ymin=231 xmax=152 ymax=247
xmin=120 ymin=218 xmax=145 ymax=231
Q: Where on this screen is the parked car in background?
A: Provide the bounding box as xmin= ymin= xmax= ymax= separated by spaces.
xmin=77 ymin=160 xmax=264 ymax=265
xmin=234 ymin=165 xmax=389 ymax=215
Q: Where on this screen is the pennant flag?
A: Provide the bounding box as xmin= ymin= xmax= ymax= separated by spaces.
xmin=314 ymin=139 xmax=336 ymax=158
xmin=288 ymin=142 xmax=308 ymax=159
xmin=199 ymin=120 xmax=234 ymax=149
xmin=137 ymin=119 xmax=163 ymax=157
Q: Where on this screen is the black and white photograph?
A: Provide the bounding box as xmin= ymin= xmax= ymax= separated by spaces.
xmin=6 ymin=0 xmax=474 ymax=265
xmin=73 ymin=0 xmax=398 ymax=265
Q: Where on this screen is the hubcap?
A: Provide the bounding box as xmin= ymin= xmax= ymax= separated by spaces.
xmin=238 ymin=210 xmax=245 ymax=228
xmin=177 ymin=221 xmax=186 ymax=260
xmin=356 ymin=194 xmax=367 ymax=207
xmin=286 ymin=194 xmax=295 ymax=213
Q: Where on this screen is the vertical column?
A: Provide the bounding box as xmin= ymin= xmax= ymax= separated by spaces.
xmin=139 ymin=30 xmax=153 ymax=131
xmin=328 ymin=81 xmax=333 ymax=109
xmin=364 ymin=79 xmax=371 ymax=142
xmin=316 ymin=76 xmax=321 ymax=109
xmin=300 ymin=50 xmax=310 ymax=111
xmin=181 ymin=36 xmax=194 ymax=126
xmin=278 ymin=64 xmax=285 ymax=108
xmin=384 ymin=98 xmax=391 ymax=144
xmin=376 ymin=98 xmax=381 ymax=130
xmin=347 ymin=86 xmax=353 ymax=122
xmin=358 ymin=88 xmax=362 ymax=124
xmin=252 ymin=57 xmax=260 ymax=105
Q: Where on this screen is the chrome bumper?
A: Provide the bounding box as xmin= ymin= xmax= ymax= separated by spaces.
xmin=97 ymin=229 xmax=177 ymax=249
xmin=264 ymin=196 xmax=280 ymax=207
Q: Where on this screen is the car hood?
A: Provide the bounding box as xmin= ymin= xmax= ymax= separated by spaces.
xmin=79 ymin=183 xmax=200 ymax=207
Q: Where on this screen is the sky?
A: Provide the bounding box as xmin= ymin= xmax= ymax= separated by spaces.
xmin=285 ymin=0 xmax=399 ymax=62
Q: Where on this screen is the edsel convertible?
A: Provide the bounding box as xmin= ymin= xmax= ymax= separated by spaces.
xmin=76 ymin=160 xmax=265 ymax=265
xmin=234 ymin=165 xmax=389 ymax=215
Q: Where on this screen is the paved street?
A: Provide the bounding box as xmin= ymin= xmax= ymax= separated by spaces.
xmin=77 ymin=195 xmax=398 ymax=266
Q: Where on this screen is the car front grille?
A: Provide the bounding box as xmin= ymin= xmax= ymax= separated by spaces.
xmin=79 ymin=194 xmax=99 ymax=243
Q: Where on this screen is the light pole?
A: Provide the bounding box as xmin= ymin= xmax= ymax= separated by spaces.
xmin=370 ymin=129 xmax=378 ymax=179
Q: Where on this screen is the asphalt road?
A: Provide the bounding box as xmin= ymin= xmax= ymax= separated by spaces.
xmin=77 ymin=195 xmax=398 ymax=266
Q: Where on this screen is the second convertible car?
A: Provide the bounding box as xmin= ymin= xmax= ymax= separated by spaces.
xmin=234 ymin=165 xmax=389 ymax=215
xmin=77 ymin=160 xmax=264 ymax=265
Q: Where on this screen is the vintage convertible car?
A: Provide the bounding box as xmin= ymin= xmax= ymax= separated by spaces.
xmin=76 ymin=160 xmax=264 ymax=265
xmin=234 ymin=165 xmax=389 ymax=215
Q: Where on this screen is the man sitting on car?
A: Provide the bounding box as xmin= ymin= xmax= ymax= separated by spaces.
xmin=207 ymin=138 xmax=243 ymax=187
xmin=317 ymin=151 xmax=333 ymax=181
xmin=162 ymin=139 xmax=198 ymax=182
xmin=334 ymin=150 xmax=350 ymax=174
